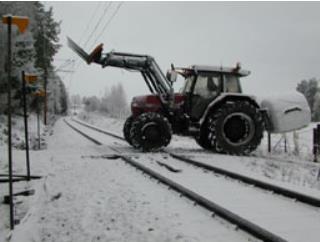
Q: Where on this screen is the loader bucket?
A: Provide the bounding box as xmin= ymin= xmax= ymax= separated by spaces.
xmin=67 ymin=37 xmax=103 ymax=65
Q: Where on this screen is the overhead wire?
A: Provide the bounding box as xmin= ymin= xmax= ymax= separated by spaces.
xmin=83 ymin=2 xmax=113 ymax=48
xmin=91 ymin=2 xmax=124 ymax=48
xmin=78 ymin=2 xmax=102 ymax=45
xmin=67 ymin=2 xmax=110 ymax=91
xmin=72 ymin=2 xmax=113 ymax=72
xmin=67 ymin=1 xmax=124 ymax=95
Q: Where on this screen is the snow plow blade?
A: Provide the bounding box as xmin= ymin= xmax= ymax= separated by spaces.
xmin=67 ymin=37 xmax=103 ymax=65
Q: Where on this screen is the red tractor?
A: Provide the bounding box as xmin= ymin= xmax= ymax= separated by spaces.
xmin=68 ymin=38 xmax=311 ymax=155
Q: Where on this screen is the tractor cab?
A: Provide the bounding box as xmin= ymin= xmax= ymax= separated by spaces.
xmin=173 ymin=64 xmax=250 ymax=120
xmin=68 ymin=38 xmax=271 ymax=154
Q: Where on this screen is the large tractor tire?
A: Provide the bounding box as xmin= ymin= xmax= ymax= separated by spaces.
xmin=123 ymin=115 xmax=134 ymax=145
xmin=205 ymin=101 xmax=264 ymax=155
xmin=130 ymin=112 xmax=172 ymax=151
xmin=195 ymin=125 xmax=212 ymax=150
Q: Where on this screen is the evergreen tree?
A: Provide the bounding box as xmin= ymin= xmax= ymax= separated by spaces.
xmin=32 ymin=2 xmax=61 ymax=70
xmin=313 ymin=92 xmax=320 ymax=121
xmin=296 ymin=78 xmax=320 ymax=121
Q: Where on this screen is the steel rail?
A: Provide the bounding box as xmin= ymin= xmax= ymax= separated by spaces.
xmin=169 ymin=153 xmax=320 ymax=207
xmin=64 ymin=119 xmax=102 ymax=145
xmin=64 ymin=118 xmax=287 ymax=242
xmin=70 ymin=117 xmax=320 ymax=207
xmin=71 ymin=118 xmax=124 ymax=141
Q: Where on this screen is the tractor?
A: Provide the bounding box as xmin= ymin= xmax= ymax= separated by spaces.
xmin=68 ymin=38 xmax=311 ymax=155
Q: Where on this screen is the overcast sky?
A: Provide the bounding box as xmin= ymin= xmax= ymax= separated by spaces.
xmin=46 ymin=1 xmax=320 ymax=101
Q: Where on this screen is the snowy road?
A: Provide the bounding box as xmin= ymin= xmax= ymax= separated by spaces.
xmin=8 ymin=118 xmax=257 ymax=242
xmin=66 ymin=117 xmax=320 ymax=242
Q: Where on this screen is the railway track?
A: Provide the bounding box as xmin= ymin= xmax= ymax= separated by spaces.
xmin=65 ymin=117 xmax=320 ymax=242
xmin=71 ymin=117 xmax=320 ymax=207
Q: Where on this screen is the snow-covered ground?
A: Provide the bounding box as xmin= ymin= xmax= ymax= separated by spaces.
xmin=76 ymin=111 xmax=320 ymax=192
xmin=1 ymin=118 xmax=256 ymax=242
xmin=0 ymin=114 xmax=53 ymax=150
xmin=67 ymin=116 xmax=320 ymax=242
xmin=1 ymin=111 xmax=320 ymax=241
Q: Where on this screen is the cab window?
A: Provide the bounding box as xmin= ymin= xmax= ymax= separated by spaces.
xmin=224 ymin=75 xmax=241 ymax=93
xmin=193 ymin=73 xmax=220 ymax=99
xmin=181 ymin=75 xmax=195 ymax=94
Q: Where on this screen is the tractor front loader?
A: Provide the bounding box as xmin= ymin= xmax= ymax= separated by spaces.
xmin=68 ymin=37 xmax=311 ymax=155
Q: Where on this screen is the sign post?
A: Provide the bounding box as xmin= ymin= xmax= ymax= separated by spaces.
xmin=2 ymin=14 xmax=29 ymax=230
xmin=22 ymin=72 xmax=37 ymax=180
xmin=32 ymin=89 xmax=45 ymax=150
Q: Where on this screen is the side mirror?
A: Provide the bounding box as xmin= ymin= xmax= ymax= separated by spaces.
xmin=166 ymin=70 xmax=177 ymax=83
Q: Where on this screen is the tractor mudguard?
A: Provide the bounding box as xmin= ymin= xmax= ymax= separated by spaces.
xmin=199 ymin=93 xmax=260 ymax=125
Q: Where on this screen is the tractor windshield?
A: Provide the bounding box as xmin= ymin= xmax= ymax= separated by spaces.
xmin=181 ymin=75 xmax=195 ymax=94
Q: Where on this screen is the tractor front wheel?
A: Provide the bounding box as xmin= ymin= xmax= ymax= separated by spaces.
xmin=130 ymin=112 xmax=172 ymax=151
xmin=123 ymin=115 xmax=134 ymax=145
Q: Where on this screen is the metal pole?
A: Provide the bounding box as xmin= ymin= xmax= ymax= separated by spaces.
xmin=37 ymin=98 xmax=41 ymax=150
xmin=44 ymin=68 xmax=47 ymax=125
xmin=313 ymin=128 xmax=318 ymax=163
xmin=6 ymin=15 xmax=15 ymax=230
xmin=22 ymin=71 xmax=30 ymax=180
xmin=267 ymin=132 xmax=271 ymax=153
xmin=284 ymin=134 xmax=287 ymax=153
xmin=43 ymin=23 xmax=48 ymax=126
xmin=317 ymin=125 xmax=320 ymax=162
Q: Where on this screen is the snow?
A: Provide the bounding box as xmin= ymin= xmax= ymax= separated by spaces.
xmin=1 ymin=110 xmax=320 ymax=241
xmin=68 ymin=115 xmax=320 ymax=242
xmin=1 ymin=118 xmax=255 ymax=242
xmin=76 ymin=111 xmax=320 ymax=192
xmin=130 ymin=154 xmax=320 ymax=242
xmin=0 ymin=114 xmax=50 ymax=150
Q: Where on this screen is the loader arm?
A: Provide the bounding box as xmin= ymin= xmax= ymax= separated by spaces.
xmin=67 ymin=37 xmax=173 ymax=99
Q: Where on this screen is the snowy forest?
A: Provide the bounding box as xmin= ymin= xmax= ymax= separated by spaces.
xmin=70 ymin=83 xmax=129 ymax=119
xmin=0 ymin=1 xmax=67 ymax=118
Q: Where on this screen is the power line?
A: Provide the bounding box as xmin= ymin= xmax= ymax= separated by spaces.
xmin=68 ymin=2 xmax=111 ymax=86
xmin=91 ymin=2 xmax=124 ymax=48
xmin=83 ymin=2 xmax=113 ymax=48
xmin=78 ymin=2 xmax=103 ymax=45
xmin=72 ymin=2 xmax=112 ymax=74
xmin=67 ymin=2 xmax=124 ymax=95
xmin=55 ymin=59 xmax=75 ymax=72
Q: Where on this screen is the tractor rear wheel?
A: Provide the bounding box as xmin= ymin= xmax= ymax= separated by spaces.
xmin=130 ymin=112 xmax=172 ymax=151
xmin=123 ymin=115 xmax=134 ymax=145
xmin=206 ymin=101 xmax=264 ymax=155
